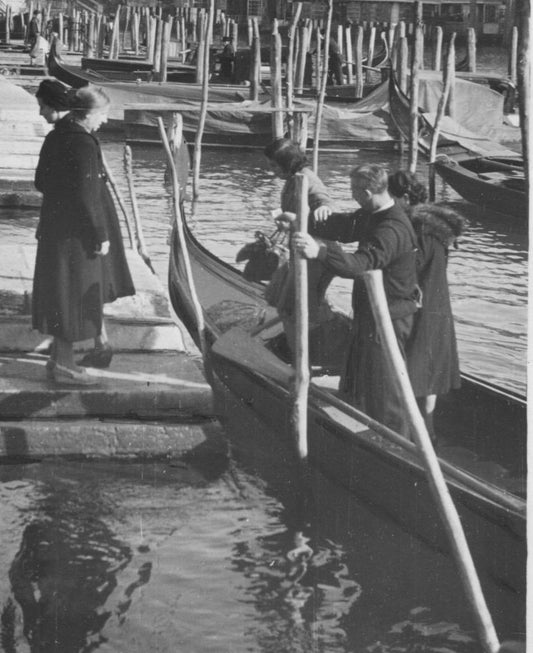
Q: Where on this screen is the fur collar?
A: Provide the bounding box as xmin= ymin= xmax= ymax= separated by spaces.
xmin=410 ymin=203 xmax=464 ymax=248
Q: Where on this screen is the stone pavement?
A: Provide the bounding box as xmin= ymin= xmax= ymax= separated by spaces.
xmin=0 ymin=239 xmax=220 ymax=460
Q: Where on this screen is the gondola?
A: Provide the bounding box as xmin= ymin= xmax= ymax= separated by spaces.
xmin=167 ymin=202 xmax=526 ymax=608
xmin=80 ymin=54 xmax=197 ymax=83
xmin=47 ymin=36 xmax=255 ymax=107
xmin=388 ymin=73 xmax=527 ymax=220
xmin=434 ymin=154 xmax=527 ymax=220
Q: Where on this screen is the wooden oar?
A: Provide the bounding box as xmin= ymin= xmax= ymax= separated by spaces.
xmin=158 ymin=116 xmax=208 ymax=363
xmin=291 ymin=173 xmax=310 ymax=460
xmin=362 ymin=269 xmax=500 ymax=653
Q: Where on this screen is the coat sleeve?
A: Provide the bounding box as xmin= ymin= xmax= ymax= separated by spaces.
xmin=68 ymin=136 xmax=108 ymax=244
xmin=317 ymin=223 xmax=404 ymax=278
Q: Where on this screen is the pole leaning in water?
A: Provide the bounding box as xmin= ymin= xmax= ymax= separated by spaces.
xmin=362 ymin=269 xmax=500 ymax=653
xmin=291 ymin=173 xmax=310 ymax=460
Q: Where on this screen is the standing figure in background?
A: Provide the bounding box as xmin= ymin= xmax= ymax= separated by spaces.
xmin=219 ymin=35 xmax=235 ymax=81
xmin=28 ymin=9 xmax=42 ymax=63
xmin=321 ymin=29 xmax=343 ymax=85
xmin=293 ymin=164 xmax=418 ymax=437
xmin=389 ymin=170 xmax=464 ymax=442
xmin=32 ymin=87 xmax=135 ymax=384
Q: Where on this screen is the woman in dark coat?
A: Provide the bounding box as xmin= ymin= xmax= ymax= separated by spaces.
xmin=389 ymin=170 xmax=464 ymax=440
xmin=33 ymin=86 xmax=134 ymax=384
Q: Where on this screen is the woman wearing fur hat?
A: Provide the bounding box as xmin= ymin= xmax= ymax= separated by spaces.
xmin=389 ymin=170 xmax=464 ymax=442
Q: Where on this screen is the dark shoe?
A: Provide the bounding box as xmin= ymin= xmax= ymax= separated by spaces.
xmin=53 ymin=363 xmax=99 ymax=386
xmin=77 ymin=347 xmax=113 ymax=369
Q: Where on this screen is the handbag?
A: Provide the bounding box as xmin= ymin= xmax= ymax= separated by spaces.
xmin=236 ymin=229 xmax=288 ymax=282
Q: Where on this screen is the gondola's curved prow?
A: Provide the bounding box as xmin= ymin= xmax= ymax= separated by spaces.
xmin=168 ymin=211 xmax=276 ymax=351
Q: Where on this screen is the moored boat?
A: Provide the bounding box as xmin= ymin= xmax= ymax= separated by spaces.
xmin=47 ymin=36 xmax=256 ymax=116
xmin=166 ymin=200 xmax=526 ymax=611
xmin=388 ymin=73 xmax=526 ymax=220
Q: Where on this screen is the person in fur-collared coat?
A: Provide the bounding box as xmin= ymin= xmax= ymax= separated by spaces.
xmin=389 ymin=171 xmax=464 ymax=440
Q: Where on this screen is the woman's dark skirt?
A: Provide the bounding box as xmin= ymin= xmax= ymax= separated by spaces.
xmin=32 ymin=236 xmax=106 ymax=342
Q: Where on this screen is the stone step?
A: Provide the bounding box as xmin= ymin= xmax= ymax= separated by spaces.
xmin=0 ymin=351 xmax=214 ymax=420
xmin=0 ymin=416 xmax=225 ymax=459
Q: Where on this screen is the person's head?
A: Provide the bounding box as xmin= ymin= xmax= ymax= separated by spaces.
xmin=36 ymin=79 xmax=72 ymax=123
xmin=33 ymin=9 xmax=41 ymax=16
xmin=350 ymin=164 xmax=389 ymax=211
xmin=388 ymin=170 xmax=427 ymax=209
xmin=71 ymin=87 xmax=110 ymax=132
xmin=264 ymin=138 xmax=308 ymax=179
xmin=222 ymin=36 xmax=233 ymax=43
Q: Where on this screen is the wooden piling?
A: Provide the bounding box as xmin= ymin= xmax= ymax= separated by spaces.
xmin=466 ymin=27 xmax=476 ymax=72
xmin=366 ymin=25 xmax=376 ymax=82
xmin=286 ymin=2 xmax=302 ymax=107
xmin=192 ymin=0 xmax=214 ymax=208
xmin=444 ymin=35 xmax=457 ymax=121
xmin=398 ymin=36 xmax=409 ymax=93
xmin=354 ymin=25 xmax=364 ymax=99
xmin=132 ymin=10 xmax=140 ymax=56
xmin=345 ymin=23 xmax=354 ymax=84
xmin=109 ymin=6 xmax=121 ymax=59
xmin=153 ymin=17 xmax=163 ymax=75
xmin=86 ymin=12 xmax=94 ymax=57
xmin=408 ymin=22 xmax=423 ymax=173
xmin=312 ymin=0 xmax=333 ymax=172
xmin=295 ymin=25 xmax=309 ymax=94
xmin=230 ymin=20 xmax=239 ymax=50
xmin=247 ymin=17 xmax=253 ymax=46
xmin=517 ymin=0 xmax=529 ymax=190
xmin=160 ymin=16 xmax=172 ymax=82
xmin=509 ymin=25 xmax=518 ymax=85
xmin=250 ymin=18 xmax=261 ymax=102
xmin=195 ymin=11 xmax=207 ymax=84
xmin=432 ymin=26 xmax=443 ymax=71
xmin=147 ymin=15 xmax=157 ymax=62
xmin=271 ymin=19 xmax=284 ymax=140
xmin=428 ymin=35 xmax=455 ymax=201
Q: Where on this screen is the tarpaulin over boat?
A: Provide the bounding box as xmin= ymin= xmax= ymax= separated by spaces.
xmin=417 ymin=73 xmax=504 ymax=137
xmin=123 ymin=81 xmax=395 ymax=147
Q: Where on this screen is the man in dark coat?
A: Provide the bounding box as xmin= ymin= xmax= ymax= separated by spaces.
xmin=293 ymin=164 xmax=418 ymax=436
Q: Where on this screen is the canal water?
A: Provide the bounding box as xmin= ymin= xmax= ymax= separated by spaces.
xmin=0 ymin=47 xmax=527 ymax=651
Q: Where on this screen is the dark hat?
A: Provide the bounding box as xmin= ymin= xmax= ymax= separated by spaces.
xmin=36 ymin=79 xmax=72 ymax=110
xmin=222 ymin=36 xmax=233 ymax=42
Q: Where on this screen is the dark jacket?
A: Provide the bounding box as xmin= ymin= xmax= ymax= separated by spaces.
xmin=311 ymin=202 xmax=418 ymax=319
xmin=35 ymin=116 xmax=109 ymax=253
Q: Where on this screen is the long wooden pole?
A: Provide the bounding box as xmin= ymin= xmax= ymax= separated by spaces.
xmin=428 ymin=33 xmax=455 ymax=201
xmin=192 ymin=0 xmax=214 ymax=208
xmin=516 ymin=0 xmax=529 ymax=191
xmin=158 ymin=116 xmax=208 ymax=362
xmin=250 ymin=18 xmax=261 ymax=102
xmin=363 ymin=270 xmax=500 ymax=653
xmin=408 ymin=20 xmax=423 ymax=173
xmin=270 ymin=19 xmax=284 ymax=139
xmin=311 ymin=0 xmax=333 ymax=172
xmin=101 ymin=156 xmax=135 ymax=250
xmin=292 ymin=173 xmax=310 ymax=460
xmin=286 ymin=2 xmax=302 ymax=113
xmin=124 ymin=145 xmax=154 ymax=273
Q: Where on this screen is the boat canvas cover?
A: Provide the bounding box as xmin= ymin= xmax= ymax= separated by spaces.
xmin=125 ymin=81 xmax=395 ymax=143
xmin=417 ymin=75 xmax=505 ymax=137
